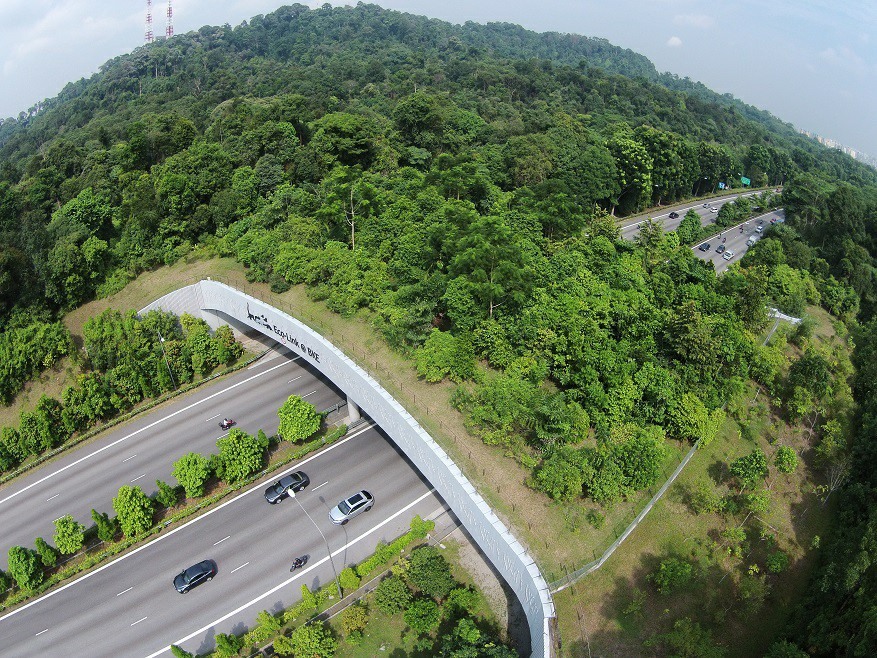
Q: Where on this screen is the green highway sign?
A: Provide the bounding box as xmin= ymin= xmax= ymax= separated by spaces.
xmin=740 ymin=176 xmax=751 ymax=186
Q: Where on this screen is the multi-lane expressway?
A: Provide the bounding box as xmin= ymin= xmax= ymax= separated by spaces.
xmin=692 ymin=208 xmax=786 ymax=273
xmin=0 ymin=422 xmax=442 ymax=656
xmin=0 ymin=347 xmax=344 ymax=566
xmin=618 ymin=191 xmax=760 ymax=241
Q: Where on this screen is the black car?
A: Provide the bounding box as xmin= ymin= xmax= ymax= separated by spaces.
xmin=173 ymin=560 xmax=216 ymax=593
xmin=264 ymin=471 xmax=310 ymax=504
xmin=716 ymin=244 xmax=726 ymax=254
xmin=698 ymin=243 xmax=711 ymax=252
xmin=669 ymin=211 xmax=679 ymax=219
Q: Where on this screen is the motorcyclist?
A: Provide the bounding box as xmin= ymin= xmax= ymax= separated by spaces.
xmin=222 ymin=418 xmax=232 ymax=429
xmin=291 ymin=557 xmax=304 ymax=570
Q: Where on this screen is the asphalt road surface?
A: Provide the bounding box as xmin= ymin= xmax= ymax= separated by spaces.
xmin=619 ymin=191 xmax=760 ymax=241
xmin=0 ymin=346 xmax=345 ymax=567
xmin=692 ymin=209 xmax=786 ymax=273
xmin=0 ymin=424 xmax=443 ymax=657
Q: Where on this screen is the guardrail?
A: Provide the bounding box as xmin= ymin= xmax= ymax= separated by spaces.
xmin=145 ymin=280 xmax=556 ymax=658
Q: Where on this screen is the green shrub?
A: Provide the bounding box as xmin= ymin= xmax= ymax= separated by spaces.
xmin=53 ymin=514 xmax=86 ymax=554
xmin=273 ymin=622 xmax=337 ymax=658
xmin=766 ymin=550 xmax=790 ymax=573
xmin=7 ymin=546 xmax=43 ymax=592
xmin=155 ymin=479 xmax=180 ymax=508
xmin=341 ymin=601 xmax=369 ymax=635
xmin=34 ymin=538 xmax=58 ymax=568
xmin=404 ymin=597 xmax=441 ymax=634
xmin=774 ymin=446 xmax=798 ymax=474
xmin=407 ymin=545 xmax=457 ymax=599
xmin=338 ymin=566 xmax=361 ymax=592
xmin=649 ymin=557 xmax=693 ymax=595
xmin=91 ymin=508 xmax=119 ymax=543
xmin=374 ymin=576 xmax=412 ymax=615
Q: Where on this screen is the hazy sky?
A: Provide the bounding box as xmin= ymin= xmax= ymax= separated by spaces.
xmin=1 ymin=1 xmax=875 ymax=158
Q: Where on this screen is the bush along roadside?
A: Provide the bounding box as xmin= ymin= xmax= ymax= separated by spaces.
xmin=191 ymin=516 xmax=517 ymax=658
xmin=0 ymin=418 xmax=350 ymax=612
xmin=0 ymin=310 xmax=254 ymax=487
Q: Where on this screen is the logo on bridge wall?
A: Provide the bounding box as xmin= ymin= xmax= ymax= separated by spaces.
xmin=246 ymin=303 xmax=321 ymax=362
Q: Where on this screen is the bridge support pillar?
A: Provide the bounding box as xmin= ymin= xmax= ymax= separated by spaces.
xmin=346 ymin=397 xmax=361 ymax=425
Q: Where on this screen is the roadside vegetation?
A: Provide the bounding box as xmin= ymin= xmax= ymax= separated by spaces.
xmin=1 ymin=3 xmax=876 ymax=655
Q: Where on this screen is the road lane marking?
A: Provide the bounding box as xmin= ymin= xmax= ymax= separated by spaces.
xmin=116 ymin=587 xmax=133 ymax=596
xmin=214 ymin=536 xmax=230 ymax=546
xmin=288 ymin=376 xmax=302 ymax=384
xmin=130 ymin=474 xmax=146 ymax=483
xmin=35 ymin=629 xmax=48 ymax=636
xmin=131 ymin=617 xmax=148 ymax=626
xmin=0 ymin=360 xmax=296 ymax=508
xmin=250 ymin=353 xmax=299 ymax=370
xmin=147 ymin=487 xmax=437 ymax=658
xmin=0 ymin=424 xmax=375 ymax=625
xmin=311 ymin=481 xmax=329 ymax=491
xmin=52 ymin=516 xmax=63 ymax=523
xmin=301 ymin=390 xmax=316 ymax=399
xmin=122 ymin=454 xmax=137 ymax=463
xmin=206 ymin=414 xmax=220 ymax=422
xmin=215 ymin=434 xmax=229 ymax=441
xmin=45 ymin=494 xmax=60 ymax=502
xmin=230 ymin=562 xmax=249 ymax=574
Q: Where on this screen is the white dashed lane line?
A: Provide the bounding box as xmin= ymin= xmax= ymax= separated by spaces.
xmin=213 ymin=536 xmax=230 ymax=546
xmin=311 ymin=481 xmax=329 ymax=492
xmin=45 ymin=494 xmax=60 ymax=502
xmin=116 ymin=587 xmax=133 ymax=597
xmin=130 ymin=617 xmax=148 ymax=627
xmin=301 ymin=390 xmax=316 ymax=399
xmin=206 ymin=414 xmax=220 ymax=422
xmin=130 ymin=474 xmax=146 ymax=483
xmin=122 ymin=454 xmax=137 ymax=463
xmin=35 ymin=629 xmax=49 ymax=637
xmin=230 ymin=562 xmax=249 ymax=574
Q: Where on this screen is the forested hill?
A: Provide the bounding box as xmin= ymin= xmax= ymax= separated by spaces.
xmin=0 ymin=1 xmax=873 ymax=191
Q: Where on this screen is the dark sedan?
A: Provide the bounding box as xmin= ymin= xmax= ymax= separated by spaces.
xmin=173 ymin=560 xmax=216 ymax=593
xmin=698 ymin=242 xmax=711 ymax=252
xmin=264 ymin=471 xmax=310 ymax=504
xmin=669 ymin=211 xmax=679 ymax=219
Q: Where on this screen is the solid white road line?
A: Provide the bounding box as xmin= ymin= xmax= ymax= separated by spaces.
xmin=131 ymin=617 xmax=148 ymax=626
xmin=213 ymin=536 xmax=230 ymax=546
xmin=0 ymin=424 xmax=375 ymax=625
xmin=0 ymin=360 xmax=295 ymax=508
xmin=230 ymin=562 xmax=249 ymax=574
xmin=116 ymin=587 xmax=133 ymax=597
xmin=122 ymin=455 xmax=137 ymax=463
xmin=146 ymin=488 xmax=437 ymax=658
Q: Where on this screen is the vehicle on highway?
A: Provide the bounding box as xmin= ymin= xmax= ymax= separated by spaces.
xmin=698 ymin=242 xmax=711 ymax=252
xmin=755 ymin=225 xmax=764 ymax=233
xmin=703 ymin=203 xmax=709 ymax=207
xmin=770 ymin=217 xmax=778 ymax=224
xmin=716 ymin=244 xmax=726 ymax=254
xmin=669 ymin=211 xmax=679 ymax=219
xmin=219 ymin=418 xmax=235 ymax=430
xmin=329 ymin=490 xmax=374 ymax=524
xmin=710 ymin=207 xmax=719 ymax=213
xmin=173 ymin=560 xmax=216 ymax=593
xmin=747 ymin=237 xmax=758 ymax=246
xmin=290 ymin=555 xmax=309 ymax=572
xmin=264 ymin=471 xmax=310 ymax=503
xmin=723 ymin=250 xmax=735 ymax=261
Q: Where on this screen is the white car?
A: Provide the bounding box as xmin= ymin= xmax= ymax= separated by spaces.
xmin=722 ymin=250 xmax=735 ymax=261
xmin=710 ymin=207 xmax=719 ymax=213
xmin=755 ymin=225 xmax=764 ymax=233
xmin=329 ymin=490 xmax=374 ymax=524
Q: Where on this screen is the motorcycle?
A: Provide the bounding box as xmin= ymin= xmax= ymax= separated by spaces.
xmin=219 ymin=418 xmax=235 ymax=430
xmin=290 ymin=555 xmax=309 ymax=572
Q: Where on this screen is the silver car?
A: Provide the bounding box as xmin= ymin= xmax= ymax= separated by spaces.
xmin=329 ymin=490 xmax=374 ymax=524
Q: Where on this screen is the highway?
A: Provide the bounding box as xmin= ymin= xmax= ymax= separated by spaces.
xmin=618 ymin=191 xmax=759 ymax=241
xmin=0 ymin=346 xmax=345 ymax=567
xmin=692 ymin=208 xmax=786 ymax=273
xmin=0 ymin=424 xmax=444 ymax=657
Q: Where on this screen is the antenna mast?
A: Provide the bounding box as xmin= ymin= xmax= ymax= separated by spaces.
xmin=166 ymin=0 xmax=174 ymax=39
xmin=145 ymin=0 xmax=154 ymax=43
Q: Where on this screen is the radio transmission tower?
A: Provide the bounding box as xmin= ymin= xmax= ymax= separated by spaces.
xmin=144 ymin=0 xmax=154 ymax=43
xmin=165 ymin=0 xmax=174 ymax=39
